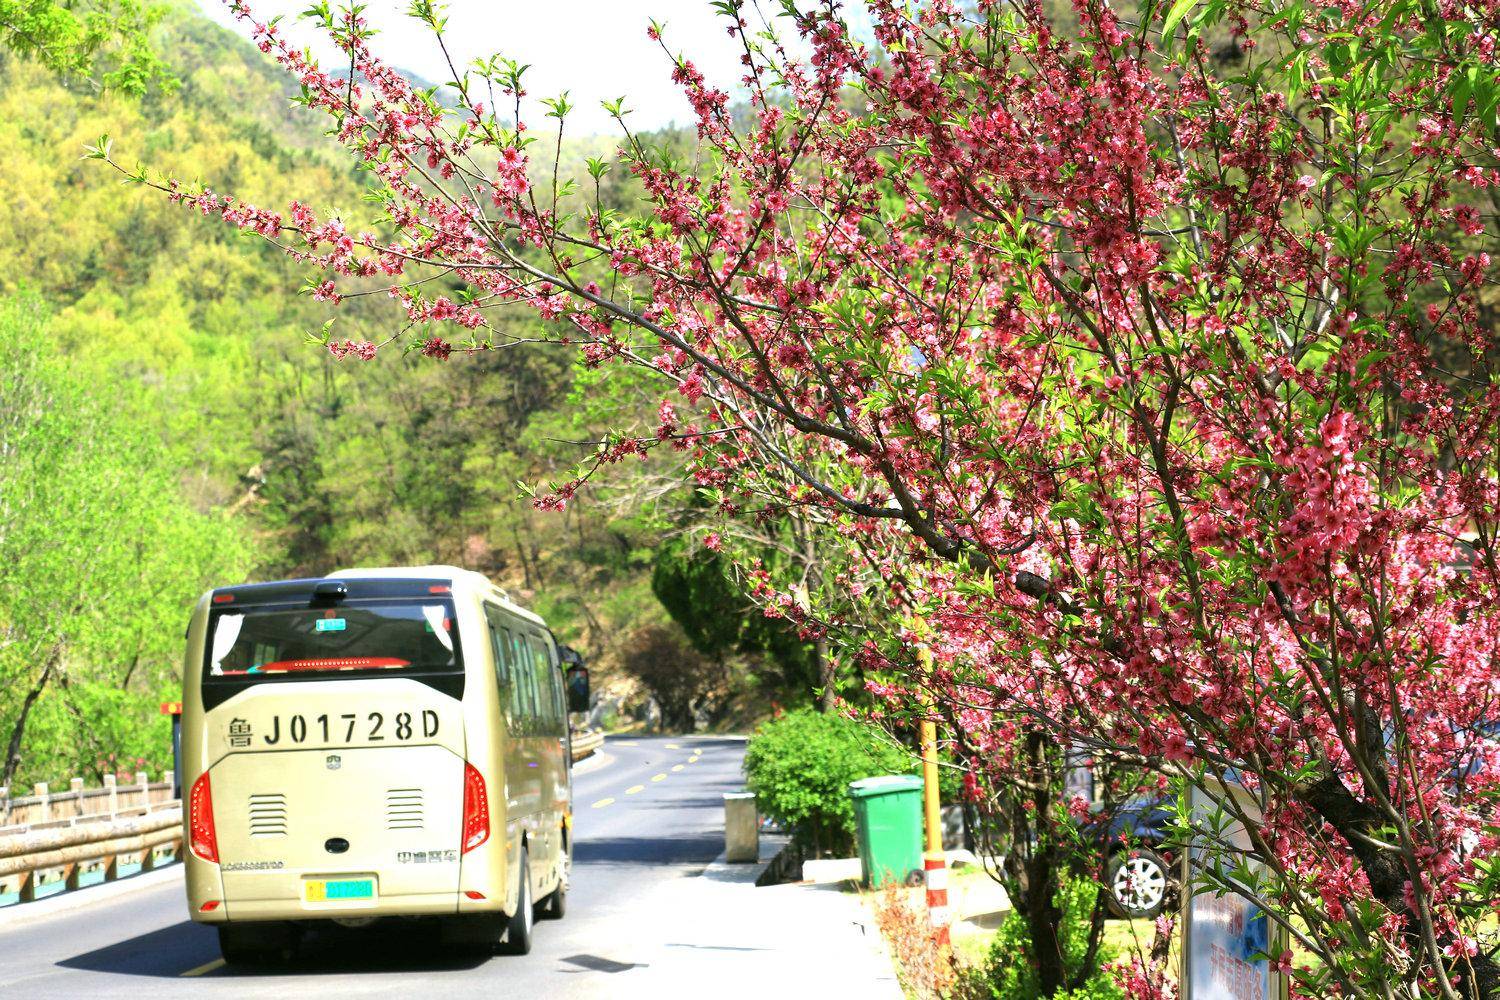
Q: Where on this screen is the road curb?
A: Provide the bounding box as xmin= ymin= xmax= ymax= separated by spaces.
xmin=572 ymin=750 xmax=615 ymax=776
xmin=0 ymin=860 xmax=183 ymax=929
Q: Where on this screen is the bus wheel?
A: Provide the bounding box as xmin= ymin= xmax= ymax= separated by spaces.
xmin=537 ymin=875 xmax=566 ymax=920
xmin=500 ymin=848 xmax=534 ymax=955
xmin=218 ymin=924 xmax=293 ymax=966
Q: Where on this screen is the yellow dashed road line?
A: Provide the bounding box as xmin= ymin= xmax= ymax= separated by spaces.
xmin=651 ymin=773 xmax=666 ymax=782
xmin=181 ymin=958 xmax=225 ymax=978
xmin=592 ymin=797 xmax=615 ymax=808
xmin=626 ymin=784 xmax=645 ymax=794
xmin=671 ymin=764 xmax=684 ymax=772
xmin=665 ymin=743 xmax=680 ymax=749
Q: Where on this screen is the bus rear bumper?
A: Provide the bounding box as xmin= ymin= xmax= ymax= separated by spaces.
xmin=191 ymin=891 xmax=486 ymax=923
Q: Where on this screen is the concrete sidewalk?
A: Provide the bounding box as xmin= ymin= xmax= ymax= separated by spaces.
xmin=609 ymin=836 xmax=904 ymax=999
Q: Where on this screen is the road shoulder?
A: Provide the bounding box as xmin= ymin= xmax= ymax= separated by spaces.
xmin=571 ymin=748 xmax=616 ymax=776
xmin=617 ymin=839 xmax=903 ymax=998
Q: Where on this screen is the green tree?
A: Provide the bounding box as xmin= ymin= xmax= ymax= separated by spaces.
xmin=650 ymin=539 xmax=744 ymax=665
xmin=0 ymin=0 xmax=170 ymax=92
xmin=617 ymin=624 xmax=725 ymax=732
xmin=0 ymin=296 xmax=253 ymax=788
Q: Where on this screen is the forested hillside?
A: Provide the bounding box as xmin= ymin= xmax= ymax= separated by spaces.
xmin=0 ymin=3 xmax=719 ymax=788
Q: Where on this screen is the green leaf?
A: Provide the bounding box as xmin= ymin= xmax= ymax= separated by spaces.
xmin=1161 ymin=0 xmax=1198 ymax=43
xmin=1453 ymin=67 xmax=1474 ymax=127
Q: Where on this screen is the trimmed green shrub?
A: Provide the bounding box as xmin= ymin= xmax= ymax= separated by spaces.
xmin=952 ymin=873 xmax=1124 ymax=1000
xmin=743 ymin=708 xmax=912 ymax=856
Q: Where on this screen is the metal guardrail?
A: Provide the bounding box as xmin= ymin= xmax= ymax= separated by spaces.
xmin=0 ymin=802 xmax=182 ymax=904
xmin=571 ymin=729 xmax=604 ymax=761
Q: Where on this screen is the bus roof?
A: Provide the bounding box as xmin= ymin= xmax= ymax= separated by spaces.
xmin=326 ymin=566 xmax=546 ymax=626
xmin=205 ymin=566 xmax=546 ymax=628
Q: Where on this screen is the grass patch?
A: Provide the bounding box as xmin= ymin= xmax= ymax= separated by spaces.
xmin=955 ymin=911 xmax=1179 ymax=983
xmin=1105 ymin=917 xmax=1176 ymax=972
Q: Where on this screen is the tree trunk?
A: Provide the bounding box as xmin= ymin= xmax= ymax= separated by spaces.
xmin=815 ymin=636 xmax=834 ymax=712
xmin=1024 ymin=849 xmax=1067 ymax=996
xmin=510 ymin=524 xmax=532 ymax=589
xmin=1009 ymin=728 xmax=1069 ymax=997
xmin=120 ymin=650 xmax=140 ymax=690
xmin=2 ymin=649 xmax=58 ymax=791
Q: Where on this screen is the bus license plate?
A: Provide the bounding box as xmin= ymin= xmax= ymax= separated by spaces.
xmin=304 ymin=877 xmax=375 ymax=902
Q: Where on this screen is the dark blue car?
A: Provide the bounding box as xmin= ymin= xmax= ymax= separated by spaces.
xmin=1086 ymin=796 xmax=1176 ymax=919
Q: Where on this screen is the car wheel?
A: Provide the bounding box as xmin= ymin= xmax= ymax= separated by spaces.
xmin=501 ymin=848 xmax=534 ymax=954
xmin=1106 ymin=847 xmax=1170 ymax=919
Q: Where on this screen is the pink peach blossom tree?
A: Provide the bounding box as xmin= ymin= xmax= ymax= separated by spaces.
xmin=96 ymin=0 xmax=1500 ymax=994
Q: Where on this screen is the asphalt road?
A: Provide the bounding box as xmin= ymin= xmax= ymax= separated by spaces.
xmin=0 ymin=735 xmax=748 ymax=999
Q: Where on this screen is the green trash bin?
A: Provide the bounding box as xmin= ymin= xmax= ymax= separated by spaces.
xmin=849 ymin=774 xmax=924 ymax=888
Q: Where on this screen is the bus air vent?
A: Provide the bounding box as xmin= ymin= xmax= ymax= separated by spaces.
xmin=386 ymin=788 xmax=424 ymax=831
xmin=248 ymin=793 xmax=288 ymax=837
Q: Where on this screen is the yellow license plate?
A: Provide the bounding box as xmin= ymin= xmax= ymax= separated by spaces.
xmin=303 ymin=877 xmax=375 ymax=902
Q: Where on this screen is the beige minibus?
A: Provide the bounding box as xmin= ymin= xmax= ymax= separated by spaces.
xmin=179 ymin=566 xmax=588 ymax=963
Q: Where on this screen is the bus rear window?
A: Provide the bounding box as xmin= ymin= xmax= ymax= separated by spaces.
xmin=204 ymin=600 xmax=461 ymax=682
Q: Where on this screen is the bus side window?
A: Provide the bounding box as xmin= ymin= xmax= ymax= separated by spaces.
xmin=526 ymin=636 xmax=544 ymax=732
xmin=510 ymin=631 xmax=538 ymax=733
xmin=549 ymin=667 xmax=565 ymax=735
xmin=527 ymin=638 xmax=543 ymax=730
xmin=500 ymin=627 xmax=523 ymax=731
xmin=483 ymin=607 xmax=505 ymax=698
xmin=529 ymin=636 xmax=561 ymax=735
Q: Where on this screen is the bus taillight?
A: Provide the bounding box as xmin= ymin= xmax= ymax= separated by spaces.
xmin=189 ymin=772 xmax=219 ymax=863
xmin=461 ymin=762 xmax=489 ymax=853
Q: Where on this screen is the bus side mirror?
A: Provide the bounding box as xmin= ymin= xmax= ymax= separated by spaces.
xmin=565 ymin=665 xmax=590 ymax=714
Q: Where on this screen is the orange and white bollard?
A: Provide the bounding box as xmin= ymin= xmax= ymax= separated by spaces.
xmin=924 ymin=851 xmax=950 ymax=945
